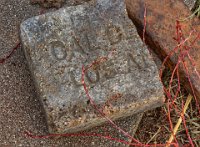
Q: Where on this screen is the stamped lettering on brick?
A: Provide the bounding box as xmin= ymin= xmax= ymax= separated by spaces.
xmin=50 ymin=41 xmax=68 ymax=60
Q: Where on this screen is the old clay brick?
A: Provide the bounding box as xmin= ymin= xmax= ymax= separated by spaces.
xmin=20 ymin=0 xmax=164 ymax=133
xmin=126 ymin=0 xmax=200 ymax=99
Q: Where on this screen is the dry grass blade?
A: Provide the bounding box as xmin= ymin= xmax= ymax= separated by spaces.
xmin=146 ymin=127 xmax=161 ymax=144
xmin=166 ymin=94 xmax=193 ymax=146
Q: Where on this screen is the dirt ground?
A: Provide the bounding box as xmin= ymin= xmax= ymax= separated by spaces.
xmin=1 ymin=0 xmax=199 ymax=146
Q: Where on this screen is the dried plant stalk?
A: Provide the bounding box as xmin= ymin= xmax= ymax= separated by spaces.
xmin=166 ymin=94 xmax=193 ymax=146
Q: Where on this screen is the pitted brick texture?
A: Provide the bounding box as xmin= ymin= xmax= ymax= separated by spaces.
xmin=21 ymin=0 xmax=164 ymax=133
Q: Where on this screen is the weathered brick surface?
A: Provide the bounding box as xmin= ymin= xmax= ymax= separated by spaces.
xmin=126 ymin=0 xmax=200 ymax=99
xmin=21 ymin=0 xmax=164 ymax=133
xmin=69 ymin=113 xmax=143 ymax=147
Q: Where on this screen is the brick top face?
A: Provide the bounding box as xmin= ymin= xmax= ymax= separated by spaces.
xmin=21 ymin=0 xmax=164 ymax=133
